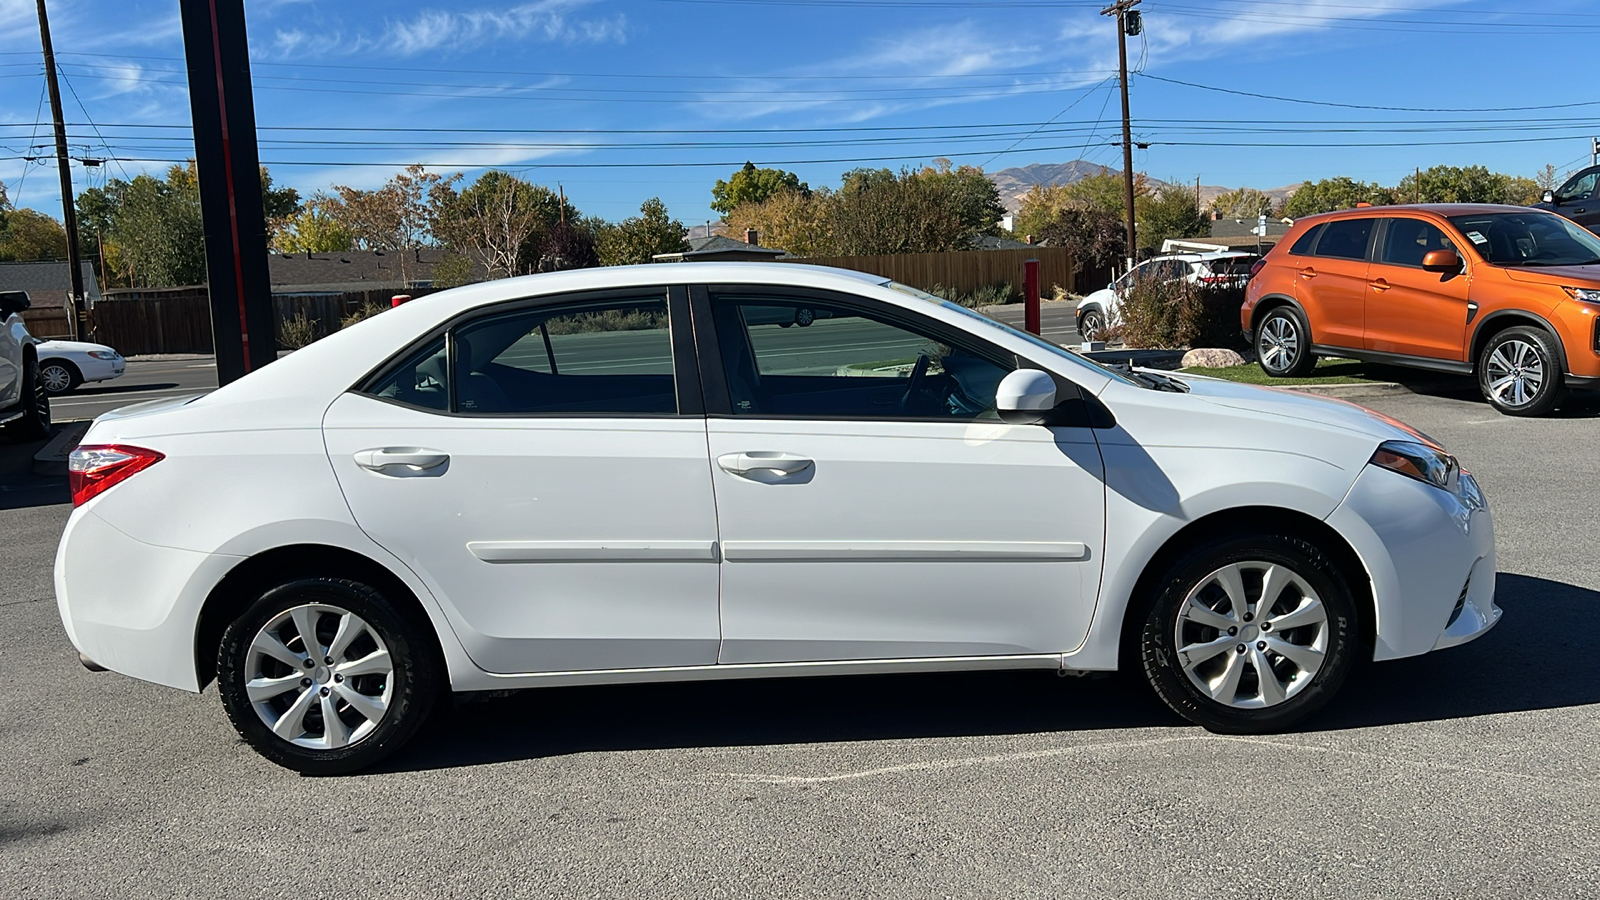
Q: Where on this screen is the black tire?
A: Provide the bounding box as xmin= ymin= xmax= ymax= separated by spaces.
xmin=1255 ymin=307 xmax=1317 ymax=378
xmin=1137 ymin=533 xmax=1360 ymax=734
xmin=3 ymin=354 xmax=51 ymax=442
xmin=1078 ymin=308 xmax=1106 ymax=342
xmin=217 ymin=577 xmax=439 ymax=775
xmin=1476 ymin=325 xmax=1567 ymax=417
xmin=38 ymin=359 xmax=82 ymax=395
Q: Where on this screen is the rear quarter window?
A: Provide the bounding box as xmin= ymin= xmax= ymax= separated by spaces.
xmin=1287 ymin=224 xmax=1323 ymax=256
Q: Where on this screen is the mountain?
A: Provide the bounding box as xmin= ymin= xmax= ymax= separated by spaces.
xmin=987 ymin=159 xmax=1298 ymax=216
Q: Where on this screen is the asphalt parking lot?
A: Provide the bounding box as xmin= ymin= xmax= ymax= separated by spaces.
xmin=2 ymin=385 xmax=1597 ymax=899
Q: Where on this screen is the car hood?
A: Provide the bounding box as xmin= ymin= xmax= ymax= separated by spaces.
xmin=1173 ymin=372 xmax=1435 ymax=445
xmin=1080 ymin=287 xmax=1117 ymax=307
xmin=37 ymin=339 xmax=118 ymax=354
xmin=1501 ymin=264 xmax=1600 ymax=285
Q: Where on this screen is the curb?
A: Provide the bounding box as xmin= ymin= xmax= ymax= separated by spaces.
xmin=33 ymin=420 xmax=91 ymax=476
xmin=1285 ymin=380 xmax=1469 ymax=401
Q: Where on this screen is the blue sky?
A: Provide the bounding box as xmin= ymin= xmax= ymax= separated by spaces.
xmin=2 ymin=0 xmax=1599 ymax=228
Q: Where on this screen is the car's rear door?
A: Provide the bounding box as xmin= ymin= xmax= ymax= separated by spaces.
xmin=694 ymin=284 xmax=1106 ymax=665
xmin=1295 ymin=217 xmax=1375 ymax=349
xmin=322 ymin=287 xmax=722 ymax=675
xmin=1364 ymin=217 xmax=1470 ymax=361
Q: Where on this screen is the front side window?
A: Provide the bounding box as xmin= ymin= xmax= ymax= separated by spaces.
xmin=1447 ymin=212 xmax=1600 ymax=267
xmin=1558 ymin=171 xmax=1597 ymax=203
xmin=1312 ymin=219 xmax=1374 ymax=261
xmin=709 ymin=293 xmax=1012 ymax=420
xmin=1380 ymin=218 xmax=1457 ymax=268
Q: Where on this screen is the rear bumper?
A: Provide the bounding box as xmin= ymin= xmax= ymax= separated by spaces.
xmin=1326 ymin=465 xmax=1499 ymax=661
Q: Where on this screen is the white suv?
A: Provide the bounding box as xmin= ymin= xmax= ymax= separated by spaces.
xmin=1075 ymin=251 xmax=1258 ymax=341
xmin=1 ymin=290 xmax=51 ymax=442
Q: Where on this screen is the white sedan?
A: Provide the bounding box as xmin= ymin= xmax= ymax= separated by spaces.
xmin=36 ymin=339 xmax=125 ymax=394
xmin=55 ymin=263 xmax=1499 ymax=774
xmin=1075 ymin=251 xmax=1258 ymax=341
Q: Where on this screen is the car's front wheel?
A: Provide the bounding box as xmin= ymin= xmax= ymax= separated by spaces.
xmin=3 ymin=355 xmax=51 ymax=442
xmin=1138 ymin=533 xmax=1360 ymax=733
xmin=1078 ymin=307 xmax=1106 ymax=342
xmin=1255 ymin=307 xmax=1317 ymax=377
xmin=1477 ymin=326 xmax=1567 ymax=417
xmin=39 ymin=360 xmax=81 ymax=395
xmin=217 ymin=578 xmax=439 ymax=775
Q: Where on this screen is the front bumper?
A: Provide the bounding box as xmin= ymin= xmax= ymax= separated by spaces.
xmin=1326 ymin=465 xmax=1499 ymax=661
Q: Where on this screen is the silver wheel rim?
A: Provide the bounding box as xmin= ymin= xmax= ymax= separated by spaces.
xmin=1484 ymin=340 xmax=1544 ymax=408
xmin=1259 ymin=316 xmax=1299 ymax=372
xmin=244 ymin=604 xmax=395 ymax=750
xmin=40 ymin=364 xmax=72 ymax=392
xmin=1082 ymin=312 xmax=1103 ymax=341
xmin=1175 ymin=561 xmax=1329 ymax=709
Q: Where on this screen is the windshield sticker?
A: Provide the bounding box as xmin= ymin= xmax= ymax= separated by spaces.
xmin=1466 ymin=231 xmax=1489 ymax=245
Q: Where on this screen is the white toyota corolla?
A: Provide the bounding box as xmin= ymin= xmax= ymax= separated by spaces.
xmin=56 ymin=264 xmax=1499 ymax=774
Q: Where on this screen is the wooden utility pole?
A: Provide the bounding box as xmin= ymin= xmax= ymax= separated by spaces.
xmin=35 ymin=0 xmax=84 ymax=339
xmin=1102 ymin=0 xmax=1141 ymax=270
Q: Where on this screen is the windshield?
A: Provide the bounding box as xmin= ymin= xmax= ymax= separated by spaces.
xmin=1447 ymin=211 xmax=1600 ymax=266
xmin=886 ymin=281 xmax=1142 ymax=387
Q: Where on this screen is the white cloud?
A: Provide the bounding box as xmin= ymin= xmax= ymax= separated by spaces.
xmin=263 ymin=0 xmax=626 ymax=59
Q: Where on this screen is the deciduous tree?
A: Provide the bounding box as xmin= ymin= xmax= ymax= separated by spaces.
xmin=596 ymin=198 xmax=688 ymax=266
xmin=330 ymin=165 xmax=462 ymax=284
xmin=711 ymin=162 xmax=810 ymax=217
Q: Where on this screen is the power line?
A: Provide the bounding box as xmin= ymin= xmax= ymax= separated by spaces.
xmin=1139 ymin=73 xmax=1600 ymax=113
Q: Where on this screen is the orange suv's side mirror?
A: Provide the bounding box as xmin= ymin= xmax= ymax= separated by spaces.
xmin=1422 ymin=249 xmax=1462 ymax=272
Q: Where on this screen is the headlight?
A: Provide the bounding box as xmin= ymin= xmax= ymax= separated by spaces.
xmin=1562 ymin=286 xmax=1600 ymax=303
xmin=1370 ymin=440 xmax=1458 ymax=491
xmin=87 ymin=350 xmax=119 ymax=360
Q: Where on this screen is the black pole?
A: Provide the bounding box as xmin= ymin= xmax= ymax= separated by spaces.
xmin=179 ymin=0 xmax=275 ymax=383
xmin=1115 ymin=6 xmax=1137 ymax=268
xmin=35 ymin=0 xmax=84 ymax=339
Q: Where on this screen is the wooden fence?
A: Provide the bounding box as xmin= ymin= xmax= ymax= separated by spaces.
xmin=88 ymin=287 xmax=442 ymax=355
xmin=780 ymin=247 xmax=1093 ymax=299
xmin=20 ymin=306 xmax=74 ymax=341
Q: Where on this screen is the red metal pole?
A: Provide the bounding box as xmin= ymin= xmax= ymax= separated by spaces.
xmin=1023 ymin=258 xmax=1041 ymax=335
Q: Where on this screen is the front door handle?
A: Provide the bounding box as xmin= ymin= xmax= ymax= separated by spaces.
xmin=1370 ymin=278 xmax=1390 ymax=292
xmin=1298 ymin=267 xmax=1317 ymax=279
xmin=717 ymin=451 xmax=814 ymax=477
xmin=355 ymin=447 xmax=450 ymax=472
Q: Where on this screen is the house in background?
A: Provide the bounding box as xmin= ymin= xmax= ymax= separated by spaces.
xmin=267 ymin=248 xmax=489 ymax=297
xmin=0 ymin=260 xmax=102 ymax=339
xmin=654 ymin=231 xmax=788 ymax=263
xmin=1162 ymin=217 xmax=1293 ymax=255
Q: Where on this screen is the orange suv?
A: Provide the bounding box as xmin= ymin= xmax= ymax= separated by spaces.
xmin=1242 ymin=204 xmax=1600 ymax=415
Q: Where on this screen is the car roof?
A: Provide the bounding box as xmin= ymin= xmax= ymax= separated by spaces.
xmin=1291 ymin=203 xmax=1541 ymax=226
xmin=1151 ymin=251 xmax=1255 ymax=262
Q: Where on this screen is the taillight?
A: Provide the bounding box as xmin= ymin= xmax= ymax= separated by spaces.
xmin=68 ymin=445 xmax=164 ymax=507
xmin=1249 ymin=258 xmax=1267 ymax=278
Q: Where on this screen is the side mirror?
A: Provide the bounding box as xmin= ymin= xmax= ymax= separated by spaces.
xmin=996 ymin=369 xmax=1057 ymax=424
xmin=1541 ymin=189 xmax=1555 ymax=205
xmin=1421 ymin=249 xmax=1462 ymax=272
xmin=0 ymin=290 xmax=31 ymax=315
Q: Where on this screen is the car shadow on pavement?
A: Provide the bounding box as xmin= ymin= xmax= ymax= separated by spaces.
xmin=1310 ymin=573 xmax=1600 ymax=731
xmin=68 ymin=381 xmax=179 ymax=396
xmin=0 ymin=430 xmax=68 ymax=511
xmin=383 ymin=668 xmax=1179 ymax=774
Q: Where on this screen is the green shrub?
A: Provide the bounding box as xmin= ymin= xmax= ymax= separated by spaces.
xmin=341 ymin=299 xmax=390 ymax=330
xmin=1113 ymin=278 xmax=1248 ymax=350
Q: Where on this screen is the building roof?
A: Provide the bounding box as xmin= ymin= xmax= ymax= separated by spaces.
xmin=0 ymin=260 xmax=102 ymax=304
xmin=653 ymin=234 xmax=787 ymax=262
xmin=970 ymin=234 xmax=1037 ymax=251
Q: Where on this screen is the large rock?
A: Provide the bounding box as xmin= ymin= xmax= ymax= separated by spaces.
xmin=1181 ymin=348 xmax=1247 ymax=368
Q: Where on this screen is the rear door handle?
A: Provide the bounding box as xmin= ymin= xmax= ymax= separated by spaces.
xmin=1369 ymin=278 xmax=1390 ymax=292
xmin=1298 ymin=267 xmax=1317 ymax=278
xmin=717 ymin=451 xmax=813 ymax=477
xmin=355 ymin=447 xmax=450 ymax=472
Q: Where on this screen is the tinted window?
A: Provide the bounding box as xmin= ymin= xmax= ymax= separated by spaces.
xmin=1312 ymin=219 xmax=1373 ymax=260
xmin=710 ymin=294 xmax=1012 ymax=420
xmin=1380 ymin=218 xmax=1457 ymax=268
xmin=1559 ymin=171 xmax=1596 ymax=202
xmin=1288 ymin=224 xmax=1323 ymax=256
xmin=452 ymin=296 xmax=676 ymax=414
xmin=369 ymin=337 xmax=449 ymax=411
xmin=1447 ymin=212 xmax=1600 ymax=266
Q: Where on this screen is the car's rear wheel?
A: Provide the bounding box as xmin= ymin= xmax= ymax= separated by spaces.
xmin=39 ymin=360 xmax=81 ymax=395
xmin=1255 ymin=307 xmax=1317 ymax=377
xmin=1477 ymin=326 xmax=1566 ymax=417
xmin=217 ymin=578 xmax=439 ymax=775
xmin=4 ymin=354 xmax=51 ymax=442
xmin=1078 ymin=308 xmax=1107 ymax=342
xmin=1138 ymin=533 xmax=1359 ymax=733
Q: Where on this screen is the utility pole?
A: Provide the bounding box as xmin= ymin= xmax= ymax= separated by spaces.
xmin=35 ymin=0 xmax=84 ymax=339
xmin=1102 ymin=0 xmax=1141 ymax=271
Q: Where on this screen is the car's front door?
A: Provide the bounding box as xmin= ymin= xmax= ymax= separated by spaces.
xmin=0 ymin=313 xmax=21 ymax=408
xmin=1363 ymin=217 xmax=1471 ymax=361
xmin=695 ymin=285 xmax=1107 ymax=665
xmin=322 ymin=288 xmax=722 ymax=675
xmin=1296 ymin=217 xmax=1375 ymax=349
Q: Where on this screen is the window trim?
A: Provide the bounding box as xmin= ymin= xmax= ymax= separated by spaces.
xmin=690 ymin=282 xmax=1033 ymax=424
xmin=353 ymin=285 xmax=701 ymax=419
xmin=1308 ymin=216 xmax=1378 ymax=262
xmin=1373 ymin=216 xmax=1462 ymax=271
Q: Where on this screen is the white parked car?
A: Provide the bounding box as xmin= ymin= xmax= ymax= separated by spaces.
xmin=1076 ymin=251 xmax=1259 ymax=341
xmin=1 ymin=290 xmax=50 ymax=441
xmin=56 ymin=263 xmax=1499 ymax=774
xmin=36 ymin=339 xmax=126 ymax=394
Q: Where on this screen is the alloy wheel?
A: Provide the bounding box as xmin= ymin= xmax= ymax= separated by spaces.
xmin=243 ymin=603 xmax=394 ymax=750
xmin=1174 ymin=560 xmax=1329 ymax=709
xmin=1484 ymin=339 xmax=1543 ymax=409
xmin=40 ymin=364 xmax=73 ymax=393
xmin=1258 ymin=316 xmax=1300 ymax=373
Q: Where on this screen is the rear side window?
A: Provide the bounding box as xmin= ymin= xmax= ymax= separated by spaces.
xmin=369 ymin=338 xmax=449 ymax=411
xmin=1312 ymin=219 xmax=1374 ymax=261
xmin=1288 ymin=224 xmax=1323 ymax=256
